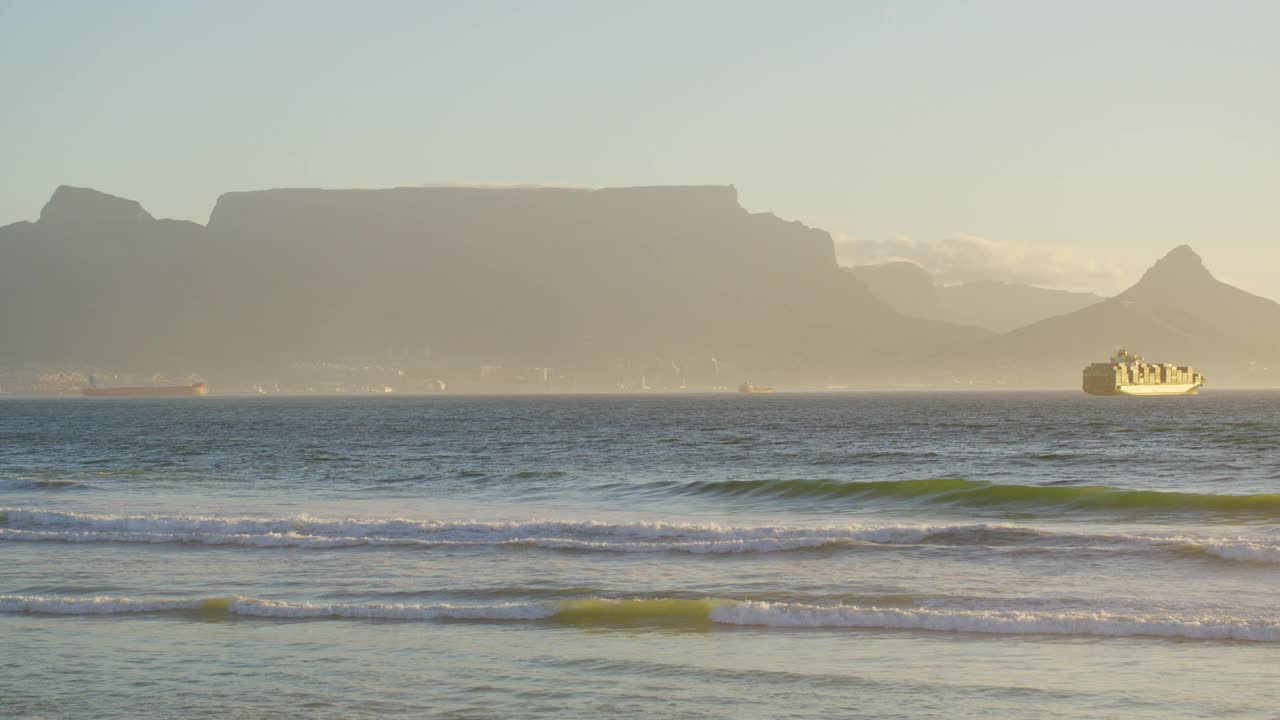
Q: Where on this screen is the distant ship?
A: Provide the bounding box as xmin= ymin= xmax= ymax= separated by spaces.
xmin=738 ymin=382 xmax=774 ymax=394
xmin=81 ymin=378 xmax=208 ymax=397
xmin=1082 ymin=349 xmax=1203 ymax=396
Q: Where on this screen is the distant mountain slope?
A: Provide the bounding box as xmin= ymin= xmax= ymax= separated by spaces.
xmin=936 ymin=246 xmax=1280 ymax=386
xmin=0 ymin=185 xmax=986 ymax=380
xmin=1115 ymin=245 xmax=1280 ymax=346
xmin=935 ymin=281 xmax=1102 ymax=334
xmin=848 ymin=261 xmax=1102 ymax=333
xmin=0 ymin=187 xmax=208 ymax=368
xmin=846 ymin=262 xmax=941 ymax=321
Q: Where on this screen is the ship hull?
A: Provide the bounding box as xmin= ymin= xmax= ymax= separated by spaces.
xmin=81 ymin=384 xmax=208 ymax=397
xmin=1083 ymin=382 xmax=1202 ymax=397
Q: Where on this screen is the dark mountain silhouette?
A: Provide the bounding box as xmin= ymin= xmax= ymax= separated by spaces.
xmin=849 ymin=261 xmax=1102 ymax=333
xmin=0 ymin=187 xmax=208 ymax=369
xmin=0 ymin=185 xmax=984 ymax=382
xmin=935 ymin=246 xmax=1280 ymax=386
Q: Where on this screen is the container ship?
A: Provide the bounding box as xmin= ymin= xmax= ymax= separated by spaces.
xmin=1082 ymin=349 xmax=1203 ymax=396
xmin=81 ymin=379 xmax=208 ymax=397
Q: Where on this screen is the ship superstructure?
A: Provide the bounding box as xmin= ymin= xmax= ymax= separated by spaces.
xmin=1082 ymin=349 xmax=1203 ymax=396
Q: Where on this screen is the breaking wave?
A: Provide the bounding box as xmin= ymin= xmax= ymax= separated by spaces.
xmin=2 ymin=506 xmax=1276 ymax=563
xmin=707 ymin=602 xmax=1280 ymax=641
xmin=3 ymin=594 xmax=1277 ymax=642
xmin=0 ymin=595 xmax=555 ymax=621
xmin=0 ymin=507 xmax=1000 ymax=553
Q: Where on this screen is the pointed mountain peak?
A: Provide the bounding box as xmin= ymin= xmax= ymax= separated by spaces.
xmin=1139 ymin=244 xmax=1214 ymax=282
xmin=1119 ymin=245 xmax=1217 ymax=303
xmin=1151 ymin=244 xmax=1206 ymax=273
xmin=39 ymin=185 xmax=153 ymax=225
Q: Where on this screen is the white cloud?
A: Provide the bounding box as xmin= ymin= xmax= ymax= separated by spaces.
xmin=834 ymin=233 xmax=1132 ymax=293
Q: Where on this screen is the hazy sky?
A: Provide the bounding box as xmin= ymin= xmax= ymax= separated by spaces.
xmin=2 ymin=1 xmax=1277 ymax=298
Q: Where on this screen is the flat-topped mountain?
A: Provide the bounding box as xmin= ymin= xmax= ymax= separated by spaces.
xmin=0 ymin=184 xmax=983 ymax=382
xmin=9 ymin=185 xmax=1270 ymax=388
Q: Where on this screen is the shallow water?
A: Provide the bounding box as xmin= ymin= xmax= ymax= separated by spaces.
xmin=2 ymin=392 xmax=1278 ymax=718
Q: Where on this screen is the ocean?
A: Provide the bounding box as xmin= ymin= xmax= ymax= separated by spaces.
xmin=2 ymin=392 xmax=1278 ymax=719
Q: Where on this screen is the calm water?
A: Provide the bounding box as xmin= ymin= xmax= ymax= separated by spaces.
xmin=2 ymin=392 xmax=1279 ymax=719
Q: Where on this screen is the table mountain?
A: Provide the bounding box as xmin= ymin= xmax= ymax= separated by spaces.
xmin=0 ymin=184 xmax=984 ymax=382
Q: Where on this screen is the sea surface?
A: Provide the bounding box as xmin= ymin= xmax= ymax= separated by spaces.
xmin=2 ymin=392 xmax=1279 ymax=719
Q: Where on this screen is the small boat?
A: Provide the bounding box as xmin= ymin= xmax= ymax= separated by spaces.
xmin=738 ymin=382 xmax=774 ymax=394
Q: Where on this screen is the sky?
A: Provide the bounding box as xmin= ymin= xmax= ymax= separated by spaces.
xmin=2 ymin=0 xmax=1277 ymax=298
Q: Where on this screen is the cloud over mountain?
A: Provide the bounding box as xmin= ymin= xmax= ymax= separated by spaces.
xmin=834 ymin=233 xmax=1129 ymax=293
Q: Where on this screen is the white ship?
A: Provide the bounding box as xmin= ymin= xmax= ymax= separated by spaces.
xmin=1082 ymin=349 xmax=1204 ymax=396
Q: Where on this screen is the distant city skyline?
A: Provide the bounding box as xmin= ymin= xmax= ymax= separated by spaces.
xmin=2 ymin=1 xmax=1277 ymax=299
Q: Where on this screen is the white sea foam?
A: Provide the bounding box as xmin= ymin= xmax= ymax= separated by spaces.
xmin=0 ymin=507 xmax=997 ymax=549
xmin=508 ymin=537 xmax=860 ymax=553
xmin=708 ymin=602 xmax=1280 ymax=641
xmin=0 ymin=594 xmax=557 ymax=620
xmin=0 ymin=595 xmax=204 ymax=615
xmin=0 ymin=506 xmax=951 ymax=541
xmin=0 ymin=527 xmax=863 ymax=554
xmin=227 ymin=597 xmax=557 ymax=621
xmin=4 ymin=593 xmax=1277 ymax=641
xmin=0 ymin=528 xmax=398 ymax=548
xmin=1189 ymin=540 xmax=1280 ymax=564
xmin=2 ymin=507 xmax=1277 ymax=562
xmin=1105 ymin=533 xmax=1280 ymax=564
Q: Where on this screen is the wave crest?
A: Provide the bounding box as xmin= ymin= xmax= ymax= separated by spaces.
xmin=709 ymin=602 xmax=1280 ymax=641
xmin=3 ymin=507 xmax=1277 ymax=563
xmin=4 ymin=594 xmax=1278 ymax=642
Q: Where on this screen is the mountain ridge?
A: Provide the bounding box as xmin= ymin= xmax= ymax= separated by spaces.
xmin=848 ymin=261 xmax=1103 ymax=333
xmin=929 ymin=245 xmax=1279 ymax=386
xmin=5 ymin=185 xmax=1273 ymax=388
xmin=0 ymin=184 xmax=985 ymax=386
